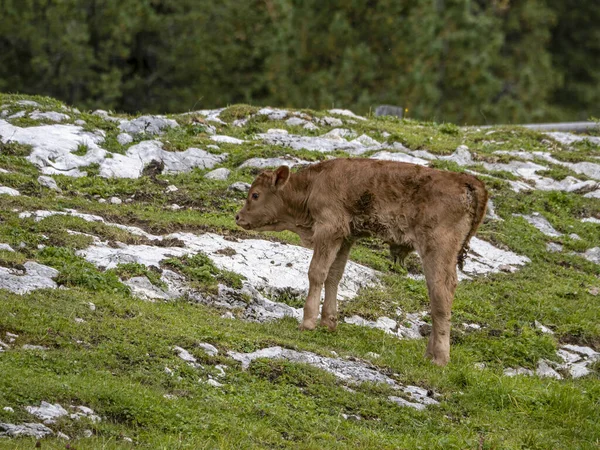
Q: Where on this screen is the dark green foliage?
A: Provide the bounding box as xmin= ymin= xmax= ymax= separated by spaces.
xmin=0 ymin=1 xmax=598 ymax=123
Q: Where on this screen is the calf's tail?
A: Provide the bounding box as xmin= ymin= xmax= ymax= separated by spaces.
xmin=457 ymin=178 xmax=488 ymax=271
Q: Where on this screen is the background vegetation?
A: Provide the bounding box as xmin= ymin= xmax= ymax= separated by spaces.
xmin=1 ymin=0 xmax=598 ymax=124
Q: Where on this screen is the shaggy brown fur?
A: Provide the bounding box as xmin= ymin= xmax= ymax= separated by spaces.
xmin=236 ymin=158 xmax=488 ymax=365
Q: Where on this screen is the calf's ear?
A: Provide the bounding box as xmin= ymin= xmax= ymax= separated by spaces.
xmin=272 ymin=165 xmax=290 ymax=189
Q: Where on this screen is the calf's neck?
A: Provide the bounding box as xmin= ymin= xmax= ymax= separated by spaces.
xmin=236 ymin=158 xmax=488 ymax=365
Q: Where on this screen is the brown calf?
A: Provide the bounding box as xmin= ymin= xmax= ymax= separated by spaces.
xmin=236 ymin=158 xmax=488 ymax=365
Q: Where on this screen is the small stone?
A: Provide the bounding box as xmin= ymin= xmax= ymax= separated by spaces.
xmin=503 ymin=367 xmax=534 ymax=377
xmin=98 ymin=199 xmax=106 ymax=203
xmin=29 ymin=111 xmax=69 ymax=122
xmin=569 ymin=362 xmax=591 ymax=379
xmin=119 ymin=115 xmax=178 ymax=135
xmin=122 ymin=436 xmax=133 ymax=442
xmin=74 ymin=119 xmax=86 ymax=126
xmin=546 ymin=242 xmax=563 ymax=253
xmin=205 ymin=168 xmax=231 ymax=180
xmin=341 ymin=413 xmax=362 ymax=421
xmin=117 ymin=133 xmax=133 ymax=146
xmin=474 ymin=362 xmax=486 ymax=370
xmin=303 ymin=122 xmax=319 ymax=131
xmin=22 ymin=345 xmax=48 ymax=351
xmin=109 ymin=197 xmax=122 ymax=205
xmin=228 ymin=182 xmax=251 ymax=193
xmin=198 ymin=343 xmax=218 ymax=357
xmin=215 ymin=365 xmax=227 ymax=377
xmin=74 ymin=317 xmax=85 ymax=323
xmin=365 ymin=352 xmax=380 ymax=359
xmin=164 ymin=366 xmax=174 ymax=376
xmin=37 ymin=176 xmax=61 ymax=191
xmin=165 ymin=185 xmax=178 ymax=193
xmin=206 ymin=378 xmax=224 ymax=387
xmin=210 ymin=135 xmax=245 ymax=144
xmin=588 ymin=287 xmax=599 ymax=296
xmin=534 ymin=321 xmax=554 ymax=334
xmin=3 ymin=407 xmax=14 ymax=413
xmin=174 ymin=346 xmax=197 ymax=363
xmin=57 ymin=432 xmax=70 ymax=440
xmin=169 ymin=204 xmax=182 ymax=211
xmin=221 ymin=311 xmax=235 ymax=319
xmin=0 ymin=243 xmax=15 ymax=252
xmin=318 ymin=116 xmax=344 ymax=127
xmin=536 ymin=360 xmax=562 ymax=379
xmin=286 ymin=117 xmax=308 ymax=127
xmin=569 ymin=233 xmax=581 ymax=240
xmin=83 ymin=429 xmax=93 ymax=438
xmin=581 ymin=217 xmax=600 ymax=224
xmin=88 ymin=302 xmax=96 ymax=311
xmin=0 ymin=186 xmax=20 ymax=196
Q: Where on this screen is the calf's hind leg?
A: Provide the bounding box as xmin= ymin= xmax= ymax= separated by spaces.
xmin=421 ymin=245 xmax=460 ymax=366
xmin=320 ymin=240 xmax=353 ymax=331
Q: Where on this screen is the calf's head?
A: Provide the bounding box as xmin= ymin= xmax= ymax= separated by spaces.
xmin=235 ymin=165 xmax=291 ymax=231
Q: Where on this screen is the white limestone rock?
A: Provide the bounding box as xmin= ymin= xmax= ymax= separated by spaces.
xmin=29 ymin=111 xmax=69 ymax=122
xmin=318 ymin=116 xmax=344 ymax=127
xmin=204 ymin=168 xmax=231 ymax=180
xmin=286 ymin=117 xmax=308 ymax=127
xmin=25 ymin=402 xmax=68 ymax=424
xmin=198 ymin=343 xmax=219 ymax=357
xmin=118 ymin=115 xmax=178 ymax=135
xmin=514 ymin=213 xmax=562 ymax=237
xmin=228 ymin=182 xmax=251 ymax=192
xmin=37 ymin=175 xmax=60 ymax=191
xmin=0 ymin=422 xmax=53 ymax=438
xmin=503 ymin=367 xmax=534 ymax=377
xmin=117 ymin=133 xmax=133 ymax=145
xmin=228 ymin=346 xmax=439 ymax=409
xmin=328 ymin=109 xmax=367 ymax=121
xmin=239 ymin=156 xmax=312 ymax=169
xmin=581 ymin=217 xmax=600 ymax=224
xmin=99 ymin=140 xmax=226 ymax=178
xmin=0 ymin=186 xmax=20 ymax=196
xmin=210 ymin=135 xmax=245 ymax=144
xmin=536 ymin=360 xmax=562 ymax=379
xmin=545 ymin=132 xmax=600 ymax=146
xmin=581 ymin=247 xmax=600 ymax=264
xmin=124 ymin=276 xmax=173 ymax=301
xmin=370 ymin=151 xmax=429 ymax=166
xmin=0 ymin=262 xmax=59 ymax=294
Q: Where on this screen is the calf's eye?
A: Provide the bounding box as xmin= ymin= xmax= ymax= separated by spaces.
xmin=252 ymin=193 xmax=259 ymax=200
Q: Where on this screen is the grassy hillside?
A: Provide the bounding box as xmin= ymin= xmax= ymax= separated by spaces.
xmin=0 ymin=93 xmax=599 ymax=449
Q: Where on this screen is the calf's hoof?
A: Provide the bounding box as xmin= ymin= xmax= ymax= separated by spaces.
xmin=319 ymin=317 xmax=338 ymax=332
xmin=298 ymin=320 xmax=317 ymax=331
xmin=425 ymin=349 xmax=450 ymax=367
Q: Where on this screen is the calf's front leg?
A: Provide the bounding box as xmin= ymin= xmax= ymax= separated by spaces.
xmin=320 ymin=240 xmax=353 ymax=331
xmin=300 ymin=234 xmax=343 ymax=331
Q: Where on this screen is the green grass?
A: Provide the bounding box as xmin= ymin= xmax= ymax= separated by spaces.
xmin=1 ymin=94 xmax=599 ymax=448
